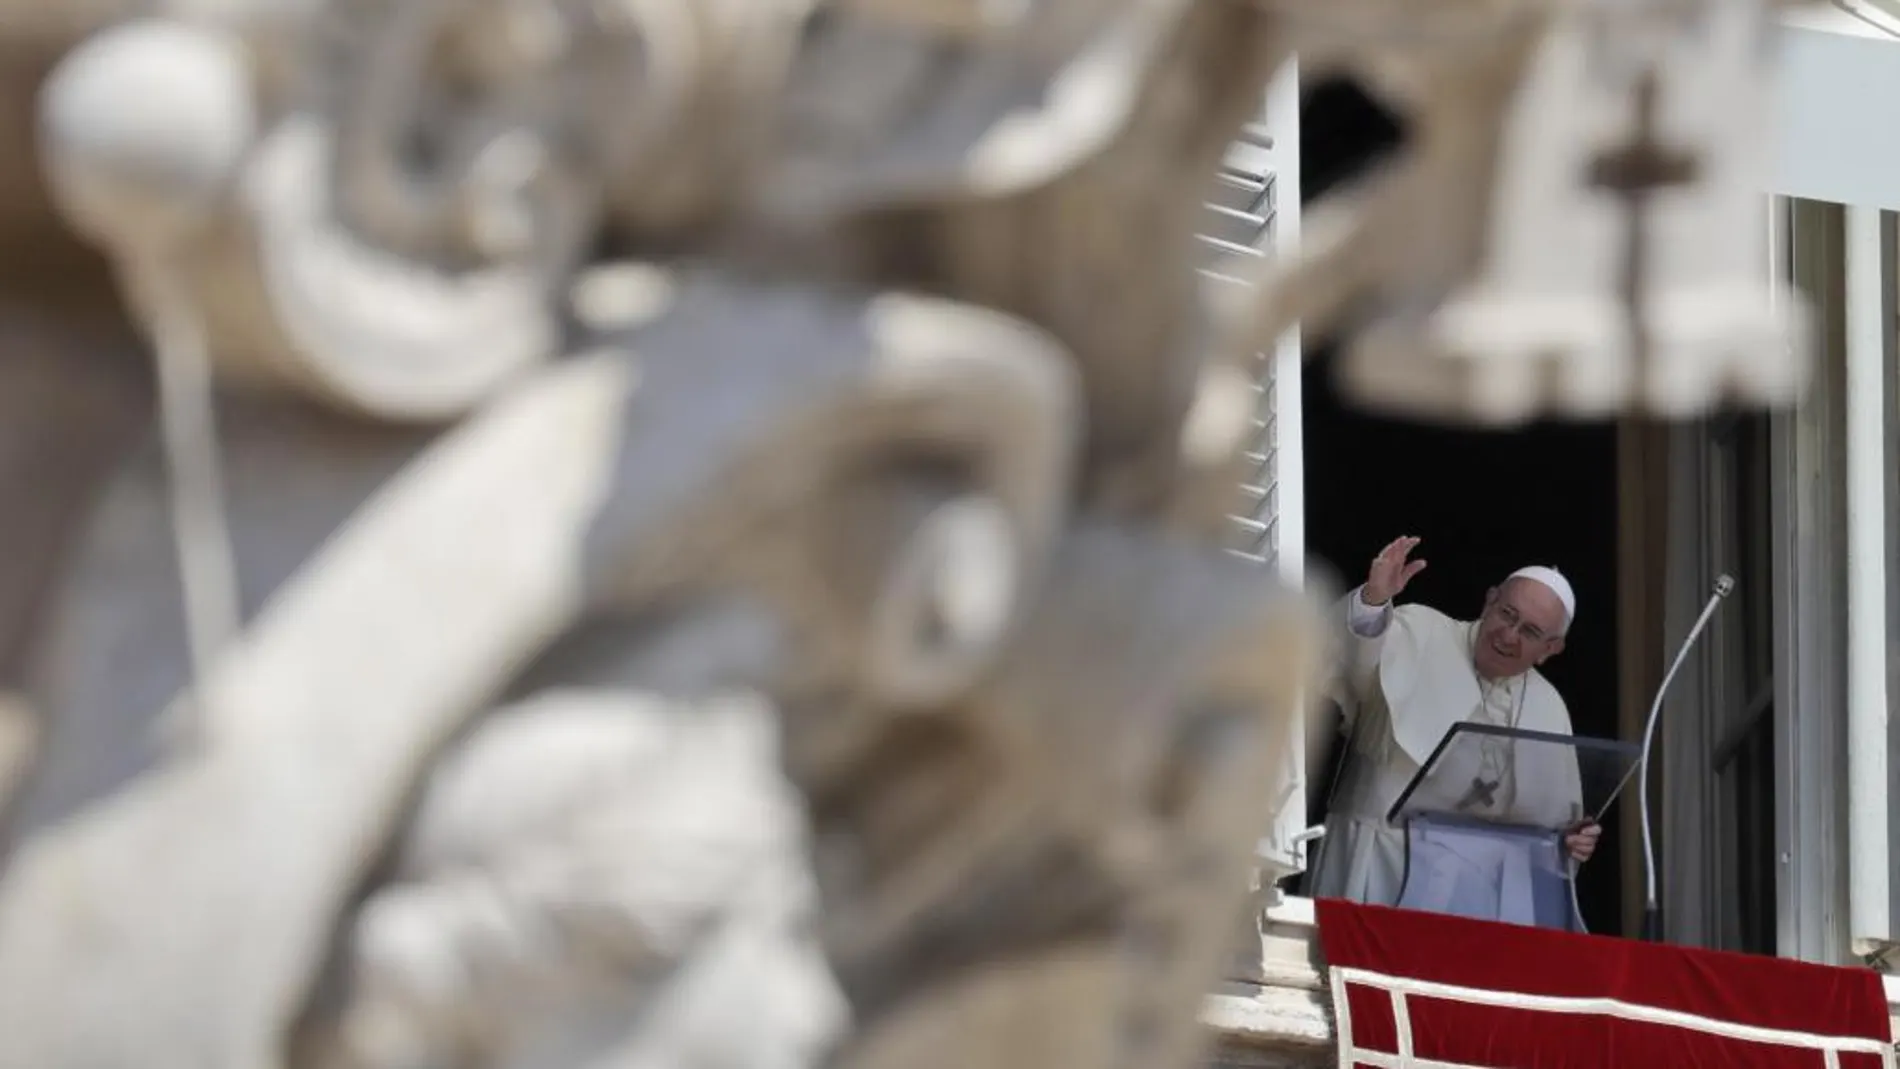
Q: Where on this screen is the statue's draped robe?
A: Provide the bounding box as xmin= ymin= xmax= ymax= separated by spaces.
xmin=1308 ymin=592 xmax=1583 ymax=907
xmin=0 ymin=394 xmax=434 ymax=842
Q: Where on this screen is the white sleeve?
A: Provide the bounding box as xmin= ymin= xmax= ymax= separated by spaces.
xmin=1345 ymin=585 xmax=1394 ymax=639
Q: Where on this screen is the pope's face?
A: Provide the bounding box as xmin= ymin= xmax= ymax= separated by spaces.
xmin=1472 ymin=578 xmax=1567 ymax=680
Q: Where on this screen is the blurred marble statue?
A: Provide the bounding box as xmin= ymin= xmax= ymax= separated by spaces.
xmin=0 ymin=0 xmax=1808 ymax=1068
xmin=1219 ymin=0 xmax=1809 ymax=425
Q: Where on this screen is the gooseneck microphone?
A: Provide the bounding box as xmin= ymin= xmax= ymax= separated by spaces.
xmin=1596 ymin=573 xmax=1734 ymax=942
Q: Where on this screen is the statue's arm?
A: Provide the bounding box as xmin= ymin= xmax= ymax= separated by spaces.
xmin=0 ymin=692 xmax=35 ymax=827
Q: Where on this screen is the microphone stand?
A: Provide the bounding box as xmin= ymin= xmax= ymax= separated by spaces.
xmin=1595 ymin=574 xmax=1734 ymax=942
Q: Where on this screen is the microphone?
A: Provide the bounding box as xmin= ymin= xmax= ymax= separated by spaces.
xmin=1595 ymin=573 xmax=1734 ymax=942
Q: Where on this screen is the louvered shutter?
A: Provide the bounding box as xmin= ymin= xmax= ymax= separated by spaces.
xmin=1200 ymin=123 xmax=1285 ymax=571
xmin=1196 ymin=63 xmax=1312 ymax=888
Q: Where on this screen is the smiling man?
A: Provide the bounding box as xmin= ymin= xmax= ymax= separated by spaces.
xmin=1307 ymin=536 xmax=1601 ymax=909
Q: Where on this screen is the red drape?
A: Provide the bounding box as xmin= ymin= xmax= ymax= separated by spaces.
xmin=1315 ymin=898 xmax=1895 ymax=1068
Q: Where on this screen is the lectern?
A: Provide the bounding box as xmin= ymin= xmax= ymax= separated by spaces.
xmin=1385 ymin=722 xmax=1639 ymax=933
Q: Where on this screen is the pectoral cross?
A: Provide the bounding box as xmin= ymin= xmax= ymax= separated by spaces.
xmin=1585 ymin=68 xmax=1701 ymax=369
xmin=1459 ymin=776 xmax=1500 ymax=811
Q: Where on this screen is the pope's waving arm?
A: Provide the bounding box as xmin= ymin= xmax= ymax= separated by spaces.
xmin=1314 ymin=536 xmax=1429 ymax=791
xmin=1330 ymin=536 xmax=1428 ymax=713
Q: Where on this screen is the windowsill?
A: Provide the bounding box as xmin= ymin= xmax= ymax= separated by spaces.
xmin=1202 ymin=895 xmax=1332 ymax=1065
xmin=1201 ymin=895 xmax=1900 ymax=1064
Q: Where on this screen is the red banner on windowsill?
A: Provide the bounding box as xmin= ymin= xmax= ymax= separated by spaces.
xmin=1316 ymin=898 xmax=1895 ymax=1068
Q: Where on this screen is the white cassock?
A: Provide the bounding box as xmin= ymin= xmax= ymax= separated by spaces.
xmin=1307 ymin=587 xmax=1584 ymax=908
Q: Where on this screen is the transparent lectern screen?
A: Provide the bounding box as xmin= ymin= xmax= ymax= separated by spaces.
xmin=1386 ymin=723 xmax=1642 ymax=831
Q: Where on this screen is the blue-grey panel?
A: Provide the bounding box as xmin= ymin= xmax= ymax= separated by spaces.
xmin=1773 ymin=9 xmax=1900 ymax=210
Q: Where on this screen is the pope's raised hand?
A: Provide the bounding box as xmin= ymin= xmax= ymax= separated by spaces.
xmin=1363 ymin=535 xmax=1426 ymax=606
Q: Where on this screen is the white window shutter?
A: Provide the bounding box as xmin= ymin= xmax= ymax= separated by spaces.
xmin=1197 ymin=61 xmax=1310 ymax=891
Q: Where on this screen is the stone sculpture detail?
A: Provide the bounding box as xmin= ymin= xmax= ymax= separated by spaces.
xmin=1219 ymin=0 xmax=1809 ymax=426
xmin=0 ymin=0 xmax=1808 ymax=1067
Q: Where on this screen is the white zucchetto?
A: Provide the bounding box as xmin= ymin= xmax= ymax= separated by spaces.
xmin=1507 ymin=565 xmax=1575 ymax=629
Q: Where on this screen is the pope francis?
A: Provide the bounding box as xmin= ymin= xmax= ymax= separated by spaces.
xmin=1308 ymin=536 xmax=1603 ymax=907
